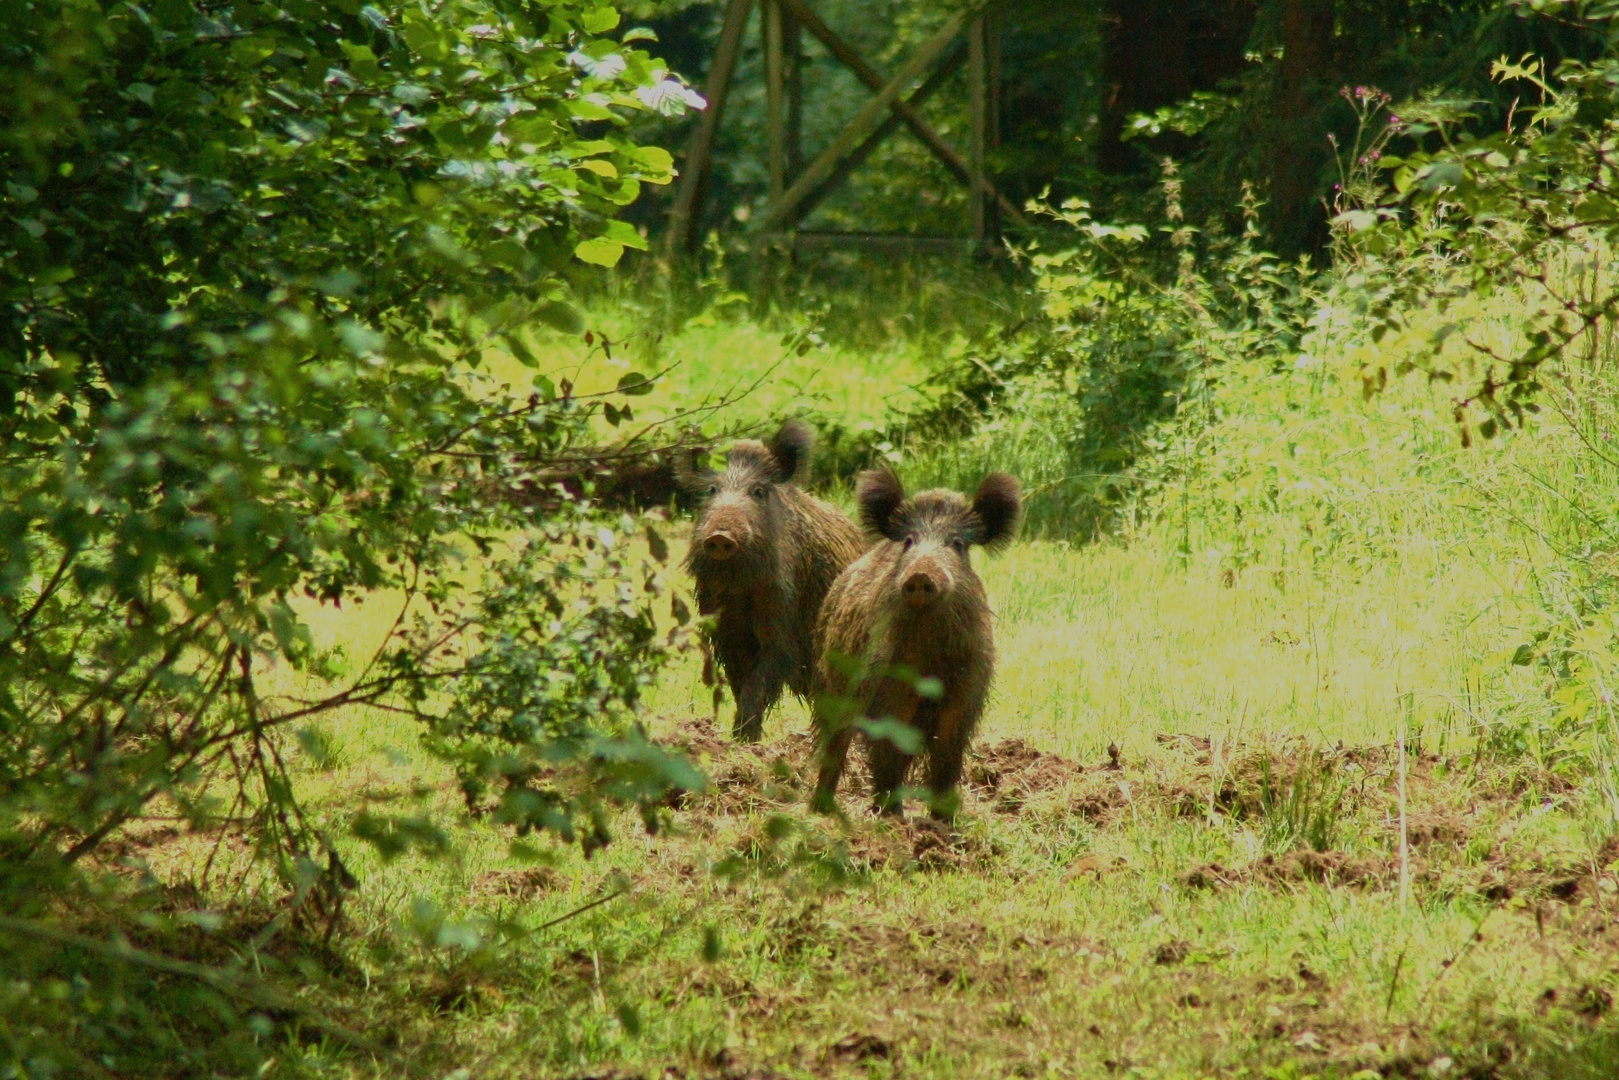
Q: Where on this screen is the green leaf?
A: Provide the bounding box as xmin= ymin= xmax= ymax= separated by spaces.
xmin=615 ymin=371 xmax=654 ymax=395
xmin=574 ymin=237 xmax=624 ymax=267
xmin=582 ymin=6 xmax=620 ymax=33
xmin=230 ymin=37 xmax=278 ymax=67
xmin=857 ymin=717 xmax=924 ymax=755
xmin=568 ymin=98 xmax=616 ymax=121
xmin=628 ymin=144 xmax=675 ymax=177
xmin=701 ymin=926 xmax=724 ymax=961
xmin=535 ymin=300 xmax=585 ymax=334
xmin=604 ymin=220 xmax=648 ymax=251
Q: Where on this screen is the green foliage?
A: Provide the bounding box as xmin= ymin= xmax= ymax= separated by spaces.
xmin=1338 ymin=40 xmax=1619 ymax=442
xmin=909 ymin=167 xmax=1316 ymax=537
xmin=0 ymin=0 xmax=702 ymax=1072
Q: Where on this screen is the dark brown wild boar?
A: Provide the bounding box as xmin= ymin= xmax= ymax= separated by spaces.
xmin=810 ymin=469 xmax=1021 ymax=818
xmin=686 ymin=421 xmax=865 ymax=742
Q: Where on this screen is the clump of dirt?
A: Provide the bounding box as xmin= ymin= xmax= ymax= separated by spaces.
xmin=823 ymin=1033 xmax=895 ymax=1066
xmin=1179 ymin=851 xmax=1388 ymax=891
xmin=1065 ymin=776 xmax=1135 ymax=826
xmin=470 ymin=867 xmax=558 ymax=902
xmin=566 ymin=1062 xmax=789 ymax=1080
xmin=832 ymin=816 xmax=1000 ymax=874
xmin=966 ymin=738 xmax=1085 ymax=812
xmin=1153 ymin=939 xmax=1191 ymax=965
xmin=661 ymin=720 xmax=826 ymax=820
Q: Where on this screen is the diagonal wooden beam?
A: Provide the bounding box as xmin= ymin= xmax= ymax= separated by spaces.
xmin=786 ymin=42 xmax=968 ymax=229
xmin=759 ymin=3 xmax=985 ymax=234
xmin=779 ymin=0 xmax=1026 ymax=229
xmin=666 ymin=0 xmax=755 ymax=256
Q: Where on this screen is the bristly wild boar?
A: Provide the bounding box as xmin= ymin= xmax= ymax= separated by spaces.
xmin=810 ymin=469 xmax=1021 ymax=818
xmin=685 ymin=421 xmax=866 ymax=743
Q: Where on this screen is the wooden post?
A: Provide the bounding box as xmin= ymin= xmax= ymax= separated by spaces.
xmin=968 ymin=13 xmax=988 ymax=244
xmin=665 ymin=0 xmax=755 ymax=256
xmin=789 ymin=44 xmax=969 ymax=231
xmin=786 ymin=5 xmax=803 ymax=181
xmin=765 ymin=0 xmax=786 ymax=208
xmin=759 ymin=5 xmax=979 ymax=233
xmin=777 ymin=0 xmax=1025 ymax=230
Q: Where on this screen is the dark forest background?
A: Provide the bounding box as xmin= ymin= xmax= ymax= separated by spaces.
xmin=622 ymin=0 xmax=1603 ymax=253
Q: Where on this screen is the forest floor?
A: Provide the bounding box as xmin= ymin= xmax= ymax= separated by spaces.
xmin=121 ymin=533 xmax=1619 ymax=1080
xmin=121 ymin=303 xmax=1619 ymax=1078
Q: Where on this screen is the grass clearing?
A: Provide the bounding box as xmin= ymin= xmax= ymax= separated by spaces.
xmin=127 ymin=528 xmax=1619 ymax=1079
xmin=109 ymin=280 xmax=1619 ymax=1078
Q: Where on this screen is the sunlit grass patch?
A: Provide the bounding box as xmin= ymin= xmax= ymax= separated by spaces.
xmin=473 ymin=305 xmax=935 ymax=440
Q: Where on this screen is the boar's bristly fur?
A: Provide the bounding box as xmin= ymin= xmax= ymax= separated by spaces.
xmin=685 ymin=421 xmax=865 ymax=743
xmin=811 ymin=469 xmax=1022 ymax=818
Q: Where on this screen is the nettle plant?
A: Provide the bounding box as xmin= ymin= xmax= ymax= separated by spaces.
xmin=1339 ymin=30 xmax=1619 ymax=442
xmin=0 ymin=0 xmax=705 ymax=918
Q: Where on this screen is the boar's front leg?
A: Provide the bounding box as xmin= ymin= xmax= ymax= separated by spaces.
xmin=715 ymin=632 xmax=760 ymax=742
xmin=925 ymin=692 xmax=984 ymax=821
xmin=731 ymin=636 xmax=792 ymax=743
xmin=866 ymin=679 xmax=922 ymax=815
xmin=811 ymin=723 xmax=856 ymax=812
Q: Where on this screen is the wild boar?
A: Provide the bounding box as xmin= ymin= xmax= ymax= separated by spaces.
xmin=810 ymin=469 xmax=1021 ymax=817
xmin=686 ymin=421 xmax=865 ymax=742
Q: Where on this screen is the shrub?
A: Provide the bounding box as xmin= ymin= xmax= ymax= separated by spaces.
xmin=0 ymin=0 xmax=701 ymax=1072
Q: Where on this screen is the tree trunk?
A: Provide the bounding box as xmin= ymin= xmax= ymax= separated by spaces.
xmin=1271 ymin=0 xmax=1335 ymax=249
xmin=1098 ymin=0 xmax=1255 ymax=174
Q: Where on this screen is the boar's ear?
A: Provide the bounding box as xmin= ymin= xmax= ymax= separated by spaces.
xmin=768 ymin=420 xmax=812 ymax=483
xmin=675 ymin=445 xmax=714 ymax=492
xmin=857 ymin=469 xmax=908 ymax=542
xmin=971 ymin=473 xmax=1021 ymax=550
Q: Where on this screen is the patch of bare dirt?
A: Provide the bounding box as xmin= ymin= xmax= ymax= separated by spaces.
xmin=657 ymin=718 xmax=1619 ymax=908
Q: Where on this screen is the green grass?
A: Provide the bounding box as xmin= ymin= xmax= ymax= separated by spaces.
xmin=473 ymin=292 xmax=938 ymax=445
xmin=126 ymin=278 xmax=1619 ymax=1079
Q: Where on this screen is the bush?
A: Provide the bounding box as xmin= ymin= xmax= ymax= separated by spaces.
xmin=0 ymin=0 xmax=702 ymax=1072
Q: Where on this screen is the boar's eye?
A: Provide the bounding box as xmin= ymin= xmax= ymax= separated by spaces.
xmin=952 ymin=539 xmax=967 ymax=554
xmin=902 ymin=537 xmax=914 ymax=551
xmin=751 ymin=485 xmax=768 ymax=500
xmin=707 ymin=483 xmax=718 ymax=496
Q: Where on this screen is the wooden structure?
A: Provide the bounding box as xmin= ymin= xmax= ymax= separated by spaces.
xmin=665 ymin=0 xmax=1025 ymax=256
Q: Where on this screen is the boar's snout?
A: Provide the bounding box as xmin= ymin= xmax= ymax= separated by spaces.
xmin=900 ymin=556 xmax=951 ymax=609
xmin=702 ymin=530 xmax=742 ymax=559
xmin=697 ymin=502 xmax=754 ymax=561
